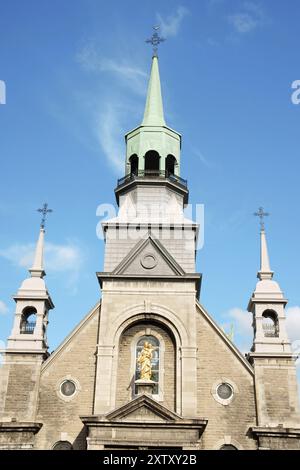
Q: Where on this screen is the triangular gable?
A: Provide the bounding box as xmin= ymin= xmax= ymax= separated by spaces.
xmin=113 ymin=235 xmax=185 ymax=276
xmin=106 ymin=394 xmax=182 ymax=422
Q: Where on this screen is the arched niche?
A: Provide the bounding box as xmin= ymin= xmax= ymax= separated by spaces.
xmin=115 ymin=319 xmax=176 ymax=410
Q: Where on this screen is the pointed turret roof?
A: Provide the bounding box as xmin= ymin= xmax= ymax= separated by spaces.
xmin=248 ymin=225 xmax=286 ymax=307
xmin=13 ymin=224 xmax=53 ymax=308
xmin=141 ymin=56 xmax=166 ymax=127
xmin=29 ymin=228 xmax=46 ymax=278
xmin=257 ymin=228 xmax=274 ymax=280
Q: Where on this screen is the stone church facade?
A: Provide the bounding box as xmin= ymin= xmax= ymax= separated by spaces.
xmin=0 ymin=53 xmax=299 ymax=450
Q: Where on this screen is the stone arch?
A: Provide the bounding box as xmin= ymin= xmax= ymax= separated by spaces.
xmin=52 ymin=440 xmax=73 ymax=450
xmin=108 ymin=304 xmax=189 ymax=413
xmin=110 ymin=303 xmax=189 ymax=347
xmin=262 ymin=309 xmax=279 ymax=337
xmin=115 ymin=321 xmax=176 ymax=409
xmin=213 ymin=437 xmax=243 ymax=450
xmin=20 ymin=306 xmax=37 ymax=334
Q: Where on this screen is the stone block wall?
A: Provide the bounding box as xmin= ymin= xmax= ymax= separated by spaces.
xmin=195 ymin=303 xmax=257 ymax=450
xmin=34 ymin=305 xmax=100 ymax=450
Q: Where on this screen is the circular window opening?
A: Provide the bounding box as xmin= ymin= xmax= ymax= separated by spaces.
xmin=217 ymin=383 xmax=233 ymax=400
xmin=60 ymin=380 xmax=76 ymax=397
xmin=141 ymin=253 xmax=157 ymax=269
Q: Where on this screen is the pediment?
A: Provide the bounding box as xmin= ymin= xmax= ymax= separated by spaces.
xmin=106 ymin=394 xmax=182 ymax=423
xmin=113 ymin=235 xmax=185 ymax=277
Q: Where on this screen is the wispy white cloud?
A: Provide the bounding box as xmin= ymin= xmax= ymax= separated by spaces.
xmin=77 ymin=44 xmax=147 ymax=96
xmin=95 ymin=103 xmax=125 ymax=172
xmin=0 ymin=243 xmax=35 ymax=269
xmin=0 ymin=300 xmax=8 ymax=315
xmin=156 ymin=6 xmax=189 ymax=38
xmin=75 ymin=42 xmax=148 ymax=172
xmin=228 ymin=307 xmax=253 ymax=337
xmin=286 ymin=306 xmax=300 ymax=343
xmin=0 ymin=241 xmax=84 ymax=293
xmin=191 ymin=147 xmax=215 ymax=168
xmin=228 ymin=2 xmax=266 ymax=34
xmin=229 ymin=13 xmax=258 ymax=33
xmin=221 ymin=307 xmax=252 ymax=353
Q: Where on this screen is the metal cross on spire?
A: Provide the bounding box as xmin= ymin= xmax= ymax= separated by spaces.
xmin=254 ymin=206 xmax=269 ymax=231
xmin=37 ymin=203 xmax=53 ymax=229
xmin=146 ymin=25 xmax=165 ymax=57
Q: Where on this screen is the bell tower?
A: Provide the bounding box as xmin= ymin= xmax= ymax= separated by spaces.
xmin=6 ymin=226 xmax=54 ymax=354
xmin=248 ymin=209 xmax=300 ymax=447
xmin=92 ymin=33 xmax=202 ymax=426
xmin=0 ymin=205 xmax=54 ymax=448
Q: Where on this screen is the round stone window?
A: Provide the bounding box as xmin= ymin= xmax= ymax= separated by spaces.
xmin=216 ymin=383 xmax=233 ymax=400
xmin=60 ymin=380 xmax=76 ymax=397
xmin=212 ymin=379 xmax=237 ymax=406
xmin=140 ymin=253 xmax=157 ymax=269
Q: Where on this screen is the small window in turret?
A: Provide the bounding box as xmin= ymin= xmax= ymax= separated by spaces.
xmin=262 ymin=310 xmax=279 ymax=337
xmin=20 ymin=307 xmax=37 ymax=334
xmin=166 ymin=154 xmax=176 ymax=176
xmin=129 ymin=154 xmax=138 ymax=175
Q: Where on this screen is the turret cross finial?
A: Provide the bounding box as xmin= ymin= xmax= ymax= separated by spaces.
xmin=254 ymin=206 xmax=269 ymax=231
xmin=146 ymin=26 xmax=165 ymax=57
xmin=37 ymin=203 xmax=53 ymax=229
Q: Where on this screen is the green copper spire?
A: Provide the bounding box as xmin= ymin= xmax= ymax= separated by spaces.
xmin=142 ymin=56 xmax=166 ymax=127
xmin=125 ymin=49 xmax=181 ymax=177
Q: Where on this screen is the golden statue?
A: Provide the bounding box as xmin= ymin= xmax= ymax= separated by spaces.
xmin=137 ymin=341 xmax=154 ymax=381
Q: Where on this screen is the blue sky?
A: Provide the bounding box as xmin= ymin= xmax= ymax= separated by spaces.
xmin=0 ymin=0 xmax=300 ymax=386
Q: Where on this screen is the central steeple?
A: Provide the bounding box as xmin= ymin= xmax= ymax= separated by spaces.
xmin=124 ymin=53 xmax=181 ymax=179
xmin=141 ymin=56 xmax=166 ymax=127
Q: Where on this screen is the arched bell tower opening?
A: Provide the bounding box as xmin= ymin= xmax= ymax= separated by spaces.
xmin=262 ymin=309 xmax=279 ymax=338
xmin=144 ymin=151 xmax=160 ymax=176
xmin=166 ymin=154 xmax=176 ymax=176
xmin=20 ymin=306 xmax=37 ymax=334
xmin=129 ymin=154 xmax=139 ymax=175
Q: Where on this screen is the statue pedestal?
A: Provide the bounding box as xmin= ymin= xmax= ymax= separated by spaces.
xmin=135 ymin=379 xmax=155 ymax=396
